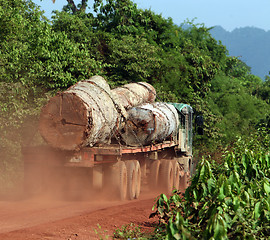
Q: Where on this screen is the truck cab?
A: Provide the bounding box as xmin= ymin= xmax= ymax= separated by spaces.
xmin=169 ymin=103 xmax=193 ymax=156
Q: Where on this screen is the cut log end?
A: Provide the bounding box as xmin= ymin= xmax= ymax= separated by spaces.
xmin=39 ymin=92 xmax=89 ymax=150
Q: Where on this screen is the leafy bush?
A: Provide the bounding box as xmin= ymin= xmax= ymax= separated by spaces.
xmin=152 ymin=131 xmax=270 ymax=239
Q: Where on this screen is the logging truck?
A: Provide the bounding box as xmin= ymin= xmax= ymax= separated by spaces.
xmin=23 ymin=76 xmax=196 ymax=200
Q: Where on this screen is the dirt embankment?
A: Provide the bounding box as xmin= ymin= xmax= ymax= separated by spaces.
xmin=0 ymin=192 xmax=159 ymax=240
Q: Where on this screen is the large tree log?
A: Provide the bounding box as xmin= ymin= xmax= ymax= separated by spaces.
xmin=120 ymin=102 xmax=179 ymax=146
xmin=39 ymin=76 xmax=119 ymax=150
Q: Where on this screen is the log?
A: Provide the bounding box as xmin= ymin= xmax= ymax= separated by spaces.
xmin=111 ymin=82 xmax=156 ymax=109
xmin=39 ymin=76 xmax=119 ymax=150
xmin=120 ymin=102 xmax=179 ymax=146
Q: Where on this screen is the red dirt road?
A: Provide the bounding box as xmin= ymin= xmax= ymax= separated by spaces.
xmin=0 ymin=192 xmax=159 ymax=240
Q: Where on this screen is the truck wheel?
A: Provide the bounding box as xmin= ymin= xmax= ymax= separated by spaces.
xmin=118 ymin=161 xmax=128 ymax=201
xmin=173 ymin=162 xmax=180 ymax=190
xmin=149 ymin=160 xmax=160 ymax=190
xmin=160 ymin=160 xmax=174 ymax=194
xmin=133 ymin=160 xmax=141 ymax=199
xmin=104 ymin=162 xmax=127 ymax=200
xmin=125 ymin=161 xmax=136 ymax=200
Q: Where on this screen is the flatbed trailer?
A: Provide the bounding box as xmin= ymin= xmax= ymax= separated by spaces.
xmin=23 ymin=140 xmax=193 ymax=200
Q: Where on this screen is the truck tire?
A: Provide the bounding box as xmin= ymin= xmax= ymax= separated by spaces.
xmin=149 ymin=160 xmax=160 ymax=190
xmin=125 ymin=161 xmax=136 ymax=200
xmin=133 ymin=160 xmax=141 ymax=199
xmin=104 ymin=162 xmax=127 ymax=200
xmin=118 ymin=161 xmax=128 ymax=200
xmin=173 ymin=162 xmax=180 ymax=190
xmin=160 ymin=160 xmax=174 ymax=194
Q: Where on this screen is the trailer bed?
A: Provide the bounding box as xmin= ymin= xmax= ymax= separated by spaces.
xmin=22 ymin=140 xmax=178 ymax=167
xmin=83 ymin=141 xmax=177 ymax=154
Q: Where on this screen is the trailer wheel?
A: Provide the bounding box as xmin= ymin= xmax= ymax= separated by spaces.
xmin=133 ymin=160 xmax=141 ymax=199
xmin=149 ymin=160 xmax=160 ymax=190
xmin=160 ymin=160 xmax=174 ymax=194
xmin=125 ymin=161 xmax=136 ymax=200
xmin=104 ymin=162 xmax=127 ymax=200
xmin=173 ymin=162 xmax=180 ymax=190
xmin=118 ymin=161 xmax=128 ymax=201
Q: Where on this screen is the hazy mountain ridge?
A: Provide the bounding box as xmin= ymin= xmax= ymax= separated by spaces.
xmin=210 ymin=26 xmax=270 ymax=79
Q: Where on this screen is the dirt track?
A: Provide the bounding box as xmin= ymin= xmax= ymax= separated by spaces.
xmin=0 ymin=192 xmax=159 ymax=240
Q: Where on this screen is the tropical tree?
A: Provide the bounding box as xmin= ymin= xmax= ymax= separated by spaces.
xmin=51 ymin=0 xmax=89 ymax=13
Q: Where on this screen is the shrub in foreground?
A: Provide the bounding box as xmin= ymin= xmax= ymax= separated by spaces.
xmin=152 ymin=133 xmax=270 ymax=239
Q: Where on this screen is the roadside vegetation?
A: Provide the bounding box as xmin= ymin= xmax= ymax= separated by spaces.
xmin=0 ymin=0 xmax=269 ymax=237
xmin=151 ymin=128 xmax=270 ymax=239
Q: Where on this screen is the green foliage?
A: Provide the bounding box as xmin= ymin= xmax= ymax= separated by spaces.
xmin=93 ymin=0 xmax=143 ymax=35
xmin=113 ymin=223 xmax=163 ymax=240
xmin=152 ymin=132 xmax=270 ymax=239
xmin=104 ymin=35 xmax=162 ymax=85
xmin=0 ymin=0 xmax=103 ymax=91
xmin=0 ymin=1 xmax=104 ymax=190
xmin=113 ymin=223 xmax=144 ymax=239
xmin=62 ymin=0 xmax=89 ymax=14
xmin=0 ymin=82 xmax=45 ymax=129
xmin=91 ymin=2 xmax=227 ymax=109
xmin=207 ymin=74 xmax=270 ymax=143
xmin=52 ymin=11 xmax=97 ymax=48
xmin=255 ymin=77 xmax=270 ymax=104
xmin=231 ymin=127 xmax=270 ymax=155
xmin=94 ymin=224 xmax=110 ymax=240
xmin=0 ymin=0 xmax=44 ymax=83
xmin=29 ymin=29 xmax=102 ymax=89
xmin=192 ymin=97 xmax=223 ymax=152
xmin=225 ymin=58 xmax=263 ymax=94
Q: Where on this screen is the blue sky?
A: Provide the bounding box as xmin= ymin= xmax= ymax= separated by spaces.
xmin=33 ymin=0 xmax=270 ymax=31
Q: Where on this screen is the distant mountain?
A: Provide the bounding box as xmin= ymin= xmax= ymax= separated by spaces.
xmin=210 ymin=26 xmax=270 ymax=79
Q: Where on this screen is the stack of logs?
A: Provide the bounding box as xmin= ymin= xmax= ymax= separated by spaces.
xmin=39 ymin=75 xmax=179 ymax=150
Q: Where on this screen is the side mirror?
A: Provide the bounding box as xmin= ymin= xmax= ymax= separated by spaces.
xmin=195 ymin=115 xmax=204 ymax=135
xmin=195 ymin=115 xmax=204 ymax=126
